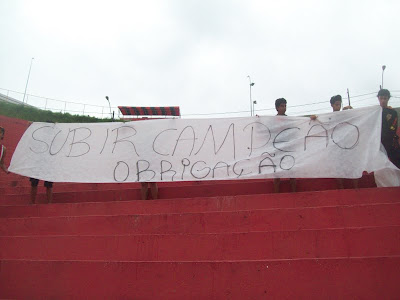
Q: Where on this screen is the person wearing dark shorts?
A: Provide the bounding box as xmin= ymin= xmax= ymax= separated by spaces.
xmin=30 ymin=178 xmax=53 ymax=204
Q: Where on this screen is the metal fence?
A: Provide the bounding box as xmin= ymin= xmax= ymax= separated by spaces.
xmin=0 ymin=88 xmax=119 ymax=119
xmin=3 ymin=87 xmax=400 ymax=120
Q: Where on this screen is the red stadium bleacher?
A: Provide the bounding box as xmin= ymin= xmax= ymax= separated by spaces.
xmin=118 ymin=105 xmax=181 ymax=119
xmin=0 ymin=115 xmax=400 ymax=298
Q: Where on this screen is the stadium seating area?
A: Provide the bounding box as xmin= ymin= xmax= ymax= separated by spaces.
xmin=0 ymin=115 xmax=399 ymax=299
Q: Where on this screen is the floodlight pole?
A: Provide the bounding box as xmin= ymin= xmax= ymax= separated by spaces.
xmin=22 ymin=57 xmax=34 ymax=104
xmin=381 ymin=65 xmax=386 ymax=88
xmin=253 ymin=100 xmax=257 ymax=115
xmin=105 ymin=96 xmax=113 ymax=121
xmin=247 ymin=75 xmax=255 ymax=116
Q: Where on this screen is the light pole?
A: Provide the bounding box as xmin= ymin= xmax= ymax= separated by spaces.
xmin=381 ymin=65 xmax=386 ymax=89
xmin=247 ymin=75 xmax=255 ymax=116
xmin=253 ymin=100 xmax=257 ymax=116
xmin=22 ymin=57 xmax=34 ymax=104
xmin=105 ymin=96 xmax=112 ymax=120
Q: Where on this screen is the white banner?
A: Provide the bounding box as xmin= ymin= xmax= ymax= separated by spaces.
xmin=8 ymin=106 xmax=399 ymax=184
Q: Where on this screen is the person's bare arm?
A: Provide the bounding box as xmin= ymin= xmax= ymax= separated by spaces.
xmin=0 ymin=147 xmax=9 ymax=174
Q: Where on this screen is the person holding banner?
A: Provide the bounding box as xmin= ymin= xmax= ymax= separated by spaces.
xmin=330 ymin=94 xmax=352 ymax=112
xmin=0 ymin=127 xmax=10 ymax=174
xmin=330 ymin=95 xmax=358 ymax=189
xmin=29 ymin=120 xmax=54 ymax=204
xmin=378 ymin=89 xmax=400 ymax=168
xmin=273 ymin=98 xmax=297 ymax=193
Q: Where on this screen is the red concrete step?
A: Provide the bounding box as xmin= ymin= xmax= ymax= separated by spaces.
xmin=1 ymin=203 xmax=399 ymax=236
xmin=0 ymin=182 xmax=141 ymax=194
xmin=0 ymin=178 xmax=276 ymax=195
xmin=1 ymin=187 xmax=399 ymax=218
xmin=0 ymin=177 xmax=266 ymax=188
xmin=1 ymin=226 xmax=398 ymax=261
xmin=0 ymin=174 xmax=375 ymax=192
xmin=1 ymin=257 xmax=399 ymax=299
xmin=0 ymin=174 xmax=24 ymax=184
xmin=0 ymin=177 xmax=377 ymax=205
xmin=0 ymin=173 xmax=375 ymax=187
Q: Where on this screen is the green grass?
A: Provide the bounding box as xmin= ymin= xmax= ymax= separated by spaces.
xmin=0 ymin=100 xmax=113 ymax=123
xmin=1 ymin=98 xmax=399 ymax=123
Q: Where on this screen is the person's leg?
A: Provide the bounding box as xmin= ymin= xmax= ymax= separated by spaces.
xmin=140 ymin=182 xmax=149 ymax=200
xmin=46 ymin=187 xmax=53 ymax=203
xmin=150 ymin=182 xmax=158 ymax=200
xmin=45 ymin=181 xmax=53 ymax=203
xmin=352 ymin=179 xmax=359 ymax=189
xmin=336 ymin=178 xmax=344 ymax=189
xmin=30 ymin=186 xmax=38 ymax=204
xmin=273 ymin=178 xmax=280 ymax=193
xmin=290 ymin=178 xmax=296 ymax=193
xmin=29 ymin=178 xmax=39 ymax=204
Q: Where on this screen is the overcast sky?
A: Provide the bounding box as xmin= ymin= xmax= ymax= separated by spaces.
xmin=1 ymin=0 xmax=399 ymax=118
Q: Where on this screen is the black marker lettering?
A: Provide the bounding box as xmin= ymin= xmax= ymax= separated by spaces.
xmin=152 ymin=128 xmax=177 ymax=156
xmin=212 ymin=161 xmax=230 ymax=178
xmin=30 ymin=126 xmax=52 ymax=154
xmin=243 ymin=122 xmax=271 ymax=157
xmin=195 ymin=123 xmax=236 ymax=159
xmin=280 ymin=155 xmax=295 ymax=171
xmin=100 ymin=128 xmax=109 ymax=154
xmin=136 ymin=160 xmax=155 ymax=182
xmin=49 ymin=129 xmax=71 ymax=156
xmin=160 ymin=160 xmax=176 ymax=181
xmin=67 ymin=127 xmax=92 ymax=157
xmin=331 ymin=122 xmax=360 ymax=150
xmin=113 ymin=161 xmax=129 ymax=182
xmin=273 ymin=127 xmax=300 ymax=152
xmin=233 ymin=159 xmax=252 ymax=178
xmin=190 ymin=161 xmax=211 ymax=179
xmin=259 ymin=157 xmax=277 ymax=174
xmin=172 ymin=126 xmax=197 ymax=156
xmin=112 ymin=126 xmax=139 ymax=156
xmin=304 ymin=124 xmax=328 ymax=151
xmin=181 ymin=158 xmax=190 ymax=180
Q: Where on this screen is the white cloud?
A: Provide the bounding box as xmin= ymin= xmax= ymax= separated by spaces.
xmin=1 ymin=0 xmax=400 ymax=118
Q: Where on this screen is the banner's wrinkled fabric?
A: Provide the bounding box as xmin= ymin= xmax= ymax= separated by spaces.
xmin=8 ymin=106 xmax=399 ymax=185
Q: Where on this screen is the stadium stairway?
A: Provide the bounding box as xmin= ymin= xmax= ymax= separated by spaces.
xmin=0 ymin=115 xmax=400 ymax=299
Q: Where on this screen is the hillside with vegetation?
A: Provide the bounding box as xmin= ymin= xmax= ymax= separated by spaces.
xmin=1 ymin=98 xmax=399 ymax=124
xmin=0 ymin=100 xmax=112 ymax=123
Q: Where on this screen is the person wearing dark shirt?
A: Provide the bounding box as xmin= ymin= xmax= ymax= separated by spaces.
xmin=330 ymin=94 xmax=352 ymax=112
xmin=378 ymin=89 xmax=400 ymax=168
xmin=329 ymin=95 xmax=358 ymax=189
xmin=273 ymin=98 xmax=296 ymax=193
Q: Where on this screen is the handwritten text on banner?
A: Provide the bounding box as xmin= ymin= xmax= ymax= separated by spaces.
xmin=9 ymin=106 xmax=394 ymax=183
